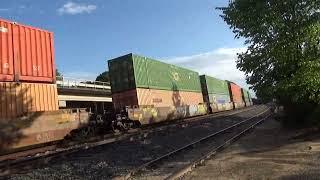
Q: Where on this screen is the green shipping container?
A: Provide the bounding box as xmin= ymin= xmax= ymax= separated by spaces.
xmin=108 ymin=54 xmax=202 ymax=93
xmin=241 ymin=88 xmax=251 ymax=104
xmin=200 ymin=75 xmax=230 ymax=95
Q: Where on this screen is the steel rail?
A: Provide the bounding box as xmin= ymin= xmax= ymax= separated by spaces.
xmin=120 ymin=107 xmax=270 ymax=180
xmin=166 ymin=113 xmax=271 ymax=180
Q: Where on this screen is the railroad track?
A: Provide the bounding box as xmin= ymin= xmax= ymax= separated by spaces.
xmin=119 ymin=107 xmax=271 ymax=180
xmin=0 ymin=106 xmax=257 ymax=161
xmin=0 ymin=106 xmax=260 ymax=177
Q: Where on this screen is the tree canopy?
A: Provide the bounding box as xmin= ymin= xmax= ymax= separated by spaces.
xmin=96 ymin=71 xmax=110 ymax=82
xmin=218 ymin=0 xmax=320 ymax=125
xmin=56 ymin=69 xmax=63 ymax=81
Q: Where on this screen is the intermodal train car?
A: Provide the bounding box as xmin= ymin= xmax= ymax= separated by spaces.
xmin=0 ymin=18 xmax=90 ymax=152
xmin=1 ymin=17 xmax=255 ymax=153
xmin=227 ymin=81 xmax=246 ymax=109
xmin=108 ymin=54 xmax=207 ymax=125
xmin=200 ymin=75 xmax=233 ymax=112
xmin=241 ymin=88 xmax=253 ymax=107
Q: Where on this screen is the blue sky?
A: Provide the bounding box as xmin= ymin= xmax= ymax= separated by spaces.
xmin=0 ymin=0 xmax=250 ymax=90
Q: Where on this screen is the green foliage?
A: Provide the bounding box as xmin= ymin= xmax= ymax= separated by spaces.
xmin=56 ymin=69 xmax=63 ymax=81
xmin=218 ymin=0 xmax=320 ymax=125
xmin=96 ymin=71 xmax=110 ymax=82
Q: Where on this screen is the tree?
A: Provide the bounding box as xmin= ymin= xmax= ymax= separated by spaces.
xmin=56 ymin=69 xmax=63 ymax=81
xmin=96 ymin=71 xmax=110 ymax=83
xmin=218 ymin=0 xmax=320 ymax=125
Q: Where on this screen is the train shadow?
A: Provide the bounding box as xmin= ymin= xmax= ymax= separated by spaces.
xmin=0 ymin=83 xmax=42 ymax=153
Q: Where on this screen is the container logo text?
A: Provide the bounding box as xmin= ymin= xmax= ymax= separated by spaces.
xmin=33 ymin=65 xmax=40 ymax=71
xmin=172 ymin=72 xmax=180 ymax=81
xmin=0 ymin=27 xmax=8 ymax=33
xmin=3 ymin=63 xmax=9 ymax=69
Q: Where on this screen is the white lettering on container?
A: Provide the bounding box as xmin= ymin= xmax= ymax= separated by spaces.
xmin=0 ymin=27 xmax=8 ymax=33
xmin=33 ymin=65 xmax=40 ymax=71
xmin=3 ymin=63 xmax=9 ymax=69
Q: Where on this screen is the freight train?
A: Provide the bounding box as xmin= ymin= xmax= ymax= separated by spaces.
xmin=0 ymin=18 xmax=252 ymax=152
xmin=108 ymin=54 xmax=252 ymax=126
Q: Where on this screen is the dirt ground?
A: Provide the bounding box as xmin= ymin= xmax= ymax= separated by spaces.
xmin=185 ymin=117 xmax=320 ymax=180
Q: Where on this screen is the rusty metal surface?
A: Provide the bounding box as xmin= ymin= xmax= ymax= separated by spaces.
xmin=128 ymin=104 xmax=207 ymax=125
xmin=112 ymin=89 xmax=138 ymax=111
xmin=209 ymin=102 xmax=234 ymax=112
xmin=0 ymin=109 xmax=90 ymax=151
xmin=234 ymin=102 xmax=246 ymax=109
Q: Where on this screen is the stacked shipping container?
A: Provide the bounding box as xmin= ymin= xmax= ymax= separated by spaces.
xmin=0 ymin=19 xmax=89 ymax=150
xmin=0 ymin=82 xmax=58 ymax=120
xmin=0 ymin=18 xmax=56 ymax=83
xmin=200 ymin=75 xmax=233 ymax=112
xmin=228 ymin=82 xmax=246 ymax=109
xmin=109 ymin=54 xmax=202 ymax=93
xmin=241 ymin=88 xmax=252 ymax=107
xmin=0 ymin=18 xmax=58 ymax=117
xmin=109 ymin=54 xmax=206 ymax=124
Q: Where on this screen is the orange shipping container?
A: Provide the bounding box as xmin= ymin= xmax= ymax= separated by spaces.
xmin=0 ymin=18 xmax=56 ymax=83
xmin=112 ymin=88 xmax=204 ymax=111
xmin=0 ymin=19 xmax=14 ymax=81
xmin=0 ymin=82 xmax=58 ymax=120
xmin=229 ymin=82 xmax=243 ymax=103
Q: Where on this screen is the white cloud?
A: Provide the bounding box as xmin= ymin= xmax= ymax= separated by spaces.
xmin=163 ymin=47 xmax=256 ymax=96
xmin=58 ymin=2 xmax=96 ymax=15
xmin=0 ymin=8 xmax=9 ymax=12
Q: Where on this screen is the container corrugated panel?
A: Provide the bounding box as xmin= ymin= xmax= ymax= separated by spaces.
xmin=112 ymin=88 xmax=204 ymax=111
xmin=12 ymin=22 xmax=55 ymax=83
xmin=1 ymin=109 xmax=90 ymax=150
xmin=108 ymin=54 xmax=136 ymax=93
xmin=241 ymin=88 xmax=252 ymax=106
xmin=136 ymin=88 xmax=203 ymax=107
xmin=0 ymin=19 xmax=14 ymax=81
xmin=229 ymin=82 xmax=243 ymax=103
xmin=208 ymin=93 xmax=231 ymax=104
xmin=108 ymin=54 xmax=202 ymax=93
xmin=246 ymin=90 xmax=253 ymax=106
xmin=200 ymin=75 xmax=229 ymax=95
xmin=0 ymin=18 xmax=56 ymax=83
xmin=112 ymin=89 xmax=138 ymax=111
xmin=133 ymin=54 xmax=202 ymax=92
xmin=200 ymin=75 xmax=232 ymax=112
xmin=0 ymin=82 xmax=58 ymax=120
xmin=127 ymin=104 xmax=207 ymax=125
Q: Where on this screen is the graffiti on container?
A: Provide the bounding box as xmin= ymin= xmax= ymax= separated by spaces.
xmin=36 ymin=132 xmax=54 ymax=142
xmin=217 ymin=99 xmax=226 ymax=104
xmin=176 ymin=106 xmax=186 ymax=117
xmin=198 ymin=104 xmax=207 ymax=114
xmin=172 ymin=72 xmax=180 ymax=81
xmin=153 ymin=98 xmax=162 ymax=103
xmin=56 ymin=114 xmax=73 ymax=124
xmin=128 ymin=107 xmax=159 ymax=122
xmin=188 ymin=105 xmax=198 ymax=116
